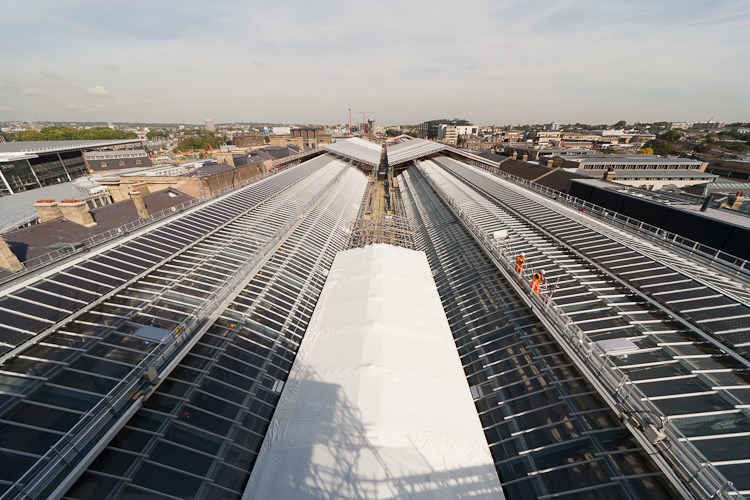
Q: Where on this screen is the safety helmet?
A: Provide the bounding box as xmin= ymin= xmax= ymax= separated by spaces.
xmin=541 ymin=270 xmax=546 ymax=274
xmin=521 ymin=252 xmax=525 ymax=257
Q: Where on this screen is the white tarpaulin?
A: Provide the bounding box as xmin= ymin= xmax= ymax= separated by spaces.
xmin=244 ymin=244 xmax=504 ymax=499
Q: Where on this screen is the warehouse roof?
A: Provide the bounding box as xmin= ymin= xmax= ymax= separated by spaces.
xmin=560 ymin=154 xmax=705 ymax=165
xmin=0 ymin=140 xmax=142 ymax=161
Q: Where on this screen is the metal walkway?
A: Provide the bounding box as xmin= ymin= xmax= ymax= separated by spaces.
xmin=400 ymin=166 xmax=682 ymax=499
xmin=62 ymin=167 xmax=367 ymax=499
xmin=415 ymin=155 xmax=750 ymax=496
xmin=0 ymin=156 xmax=358 ymax=499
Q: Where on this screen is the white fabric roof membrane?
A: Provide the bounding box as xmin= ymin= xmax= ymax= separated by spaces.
xmin=326 ymin=138 xmax=446 ymax=167
xmin=388 ymin=139 xmax=446 ymax=166
xmin=326 ymin=138 xmax=382 ymax=166
xmin=244 ymin=244 xmax=504 ymax=499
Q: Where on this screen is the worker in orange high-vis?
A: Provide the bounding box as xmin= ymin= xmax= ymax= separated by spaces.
xmin=515 ymin=253 xmax=526 ymax=273
xmin=530 ymin=270 xmax=545 ymax=294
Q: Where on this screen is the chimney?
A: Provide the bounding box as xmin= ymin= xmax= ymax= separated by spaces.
xmin=546 ymin=159 xmax=554 ymax=168
xmin=58 ymin=199 xmax=97 ymax=227
xmin=33 ymin=199 xmax=63 ymax=222
xmin=721 ymin=191 xmax=746 ymax=211
xmin=130 ymin=181 xmax=150 ymax=195
xmin=129 ymin=189 xmax=149 ymax=219
xmin=522 ymin=154 xmax=528 ymax=162
xmin=0 ymin=237 xmax=23 ymax=272
xmin=511 ymin=151 xmax=518 ymax=159
xmin=96 ymin=177 xmax=127 ymax=202
xmin=603 ymin=167 xmax=616 ymax=182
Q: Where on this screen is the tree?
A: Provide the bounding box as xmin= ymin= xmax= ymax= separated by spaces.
xmin=660 ymin=130 xmax=683 ymax=142
xmin=13 ymin=126 xmax=136 ymax=141
xmin=146 ymin=129 xmax=170 ymax=140
xmin=613 ymin=120 xmax=627 ymax=129
xmin=177 ymin=132 xmax=223 ymax=151
xmin=638 ymin=147 xmax=654 ymax=155
xmin=644 ymin=139 xmax=674 ymax=156
xmin=385 ymin=129 xmax=400 ymax=137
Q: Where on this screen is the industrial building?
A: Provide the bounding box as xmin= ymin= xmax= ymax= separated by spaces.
xmin=549 ymin=154 xmax=717 ymax=190
xmin=0 ymin=138 xmax=748 ymax=499
xmin=0 ymin=140 xmax=143 ymax=196
xmin=83 ymin=150 xmax=152 ymax=172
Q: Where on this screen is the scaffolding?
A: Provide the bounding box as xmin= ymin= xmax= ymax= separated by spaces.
xmin=348 ymin=172 xmax=414 ymax=250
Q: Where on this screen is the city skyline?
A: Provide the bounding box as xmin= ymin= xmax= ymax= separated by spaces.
xmin=1 ymin=0 xmax=749 ymax=125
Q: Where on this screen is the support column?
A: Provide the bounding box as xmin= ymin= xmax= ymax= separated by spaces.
xmin=0 ymin=170 xmax=14 ymax=195
xmin=56 ymin=152 xmax=72 ymax=181
xmin=26 ymin=159 xmax=43 ymax=188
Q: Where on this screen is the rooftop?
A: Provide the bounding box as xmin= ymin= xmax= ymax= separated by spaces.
xmin=561 ymin=154 xmax=705 ymax=165
xmin=572 ymin=177 xmax=750 ymax=229
xmin=0 ymin=182 xmax=86 ymax=233
xmin=575 ymin=169 xmax=718 ymax=179
xmin=0 ymin=140 xmax=142 ymax=162
xmin=325 ymin=137 xmax=446 ymax=167
xmin=0 ymin=141 xmax=748 ymax=498
xmin=3 ymin=188 xmax=194 ymax=262
xmin=245 ymin=244 xmax=504 ymax=499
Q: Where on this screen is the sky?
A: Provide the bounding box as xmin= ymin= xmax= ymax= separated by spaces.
xmin=1 ymin=0 xmax=749 ymax=126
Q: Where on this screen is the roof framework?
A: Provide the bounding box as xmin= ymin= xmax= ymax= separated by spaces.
xmin=400 ymin=166 xmax=681 ymax=499
xmin=410 ymin=155 xmax=750 ymax=496
xmin=0 ymin=137 xmax=749 ymax=498
xmin=63 ymin=166 xmax=368 ymax=499
xmin=0 ymin=154 xmax=362 ymax=497
xmin=325 ymin=137 xmax=446 ymax=169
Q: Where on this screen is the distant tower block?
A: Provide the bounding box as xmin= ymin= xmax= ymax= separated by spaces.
xmin=204 ymin=119 xmax=216 ymax=132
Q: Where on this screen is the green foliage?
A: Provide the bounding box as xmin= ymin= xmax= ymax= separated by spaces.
xmin=12 ymin=126 xmax=137 ymax=141
xmin=718 ymin=141 xmax=750 ymax=153
xmin=639 ymin=147 xmax=654 ymax=155
xmin=385 ymin=129 xmax=400 ymax=137
xmin=659 ymin=130 xmax=683 ymax=142
xmin=644 ymin=139 xmax=674 ymax=156
xmin=718 ymin=130 xmax=750 ymax=142
xmin=613 ymin=120 xmax=627 ymax=129
xmin=177 ymin=132 xmax=222 ymax=151
xmin=146 ymin=129 xmax=170 ymax=140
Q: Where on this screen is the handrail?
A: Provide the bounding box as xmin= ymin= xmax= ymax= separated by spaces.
xmin=442 ymin=149 xmax=750 ymax=277
xmin=0 ymin=166 xmax=292 ymax=287
xmin=8 ymin=165 xmax=346 ymax=500
xmin=270 ymin=148 xmax=326 ymax=168
xmin=420 ymin=167 xmax=738 ymax=499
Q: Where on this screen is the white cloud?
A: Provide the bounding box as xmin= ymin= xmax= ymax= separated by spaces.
xmin=85 ymin=85 xmax=111 ymax=97
xmin=21 ymin=87 xmax=46 ymax=96
xmin=66 ymin=103 xmax=87 ymax=110
xmin=1 ymin=0 xmax=748 ymax=123
xmin=0 ymin=105 xmax=14 ymax=111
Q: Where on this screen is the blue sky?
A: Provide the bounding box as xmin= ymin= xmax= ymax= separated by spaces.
xmin=1 ymin=0 xmax=748 ymax=125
